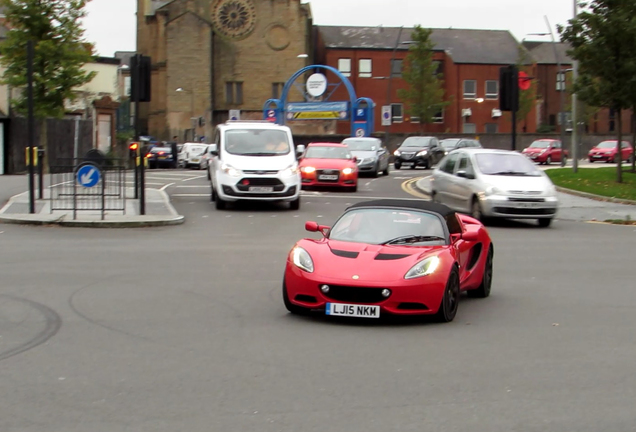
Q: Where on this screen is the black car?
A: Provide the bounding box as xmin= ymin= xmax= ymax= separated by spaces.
xmin=393 ymin=136 xmax=445 ymax=169
xmin=440 ymin=138 xmax=482 ymax=156
xmin=147 ymin=142 xmax=178 ymax=169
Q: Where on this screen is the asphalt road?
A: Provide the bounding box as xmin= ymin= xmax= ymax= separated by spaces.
xmin=1 ymin=166 xmax=635 ymax=432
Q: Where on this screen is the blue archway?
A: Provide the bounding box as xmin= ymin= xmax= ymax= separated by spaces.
xmin=262 ymin=65 xmax=374 ymax=137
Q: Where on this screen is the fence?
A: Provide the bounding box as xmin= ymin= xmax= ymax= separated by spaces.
xmin=49 ymin=158 xmax=127 ymax=220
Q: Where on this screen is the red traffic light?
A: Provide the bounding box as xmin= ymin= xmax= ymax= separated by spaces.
xmin=518 ymin=71 xmax=531 ymax=91
xmin=129 ymin=142 xmax=139 ymax=150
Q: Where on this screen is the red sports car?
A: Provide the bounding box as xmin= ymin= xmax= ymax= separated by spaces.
xmin=299 ymin=143 xmax=358 ymax=192
xmin=283 ymin=199 xmax=494 ymax=322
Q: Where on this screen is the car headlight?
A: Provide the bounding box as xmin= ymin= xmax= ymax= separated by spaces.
xmin=280 ymin=164 xmax=299 ymax=177
xmin=301 ymin=166 xmax=316 ymax=174
xmin=221 ymin=163 xmax=241 ymax=177
xmin=394 ymin=150 xmax=401 ymax=156
xmin=485 ymin=185 xmax=503 ymax=196
xmin=417 ymin=150 xmax=428 ymax=157
xmin=342 ymin=167 xmax=355 ymax=175
xmin=404 ymin=256 xmax=440 ymax=279
xmin=292 ymin=246 xmax=314 ymax=273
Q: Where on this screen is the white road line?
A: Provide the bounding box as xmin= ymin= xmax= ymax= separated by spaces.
xmin=180 ymin=175 xmax=207 ymax=182
xmin=172 ymin=194 xmax=208 ymax=197
xmin=170 ymin=193 xmax=423 ymax=200
xmin=172 ymin=184 xmax=208 ymax=188
xmin=160 ymin=182 xmax=175 ymax=191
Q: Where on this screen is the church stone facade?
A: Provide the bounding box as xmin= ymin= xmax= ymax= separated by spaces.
xmin=137 ymin=0 xmax=313 ymax=141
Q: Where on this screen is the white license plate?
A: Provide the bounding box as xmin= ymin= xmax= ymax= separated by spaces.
xmin=402 ymin=161 xmax=413 ymax=165
xmin=515 ymin=202 xmax=538 ymax=208
xmin=318 ymin=174 xmax=338 ymax=180
xmin=326 ymin=303 xmax=380 ymax=318
xmin=249 ymin=186 xmax=274 ymax=193
xmin=593 ymin=155 xmax=603 ymax=158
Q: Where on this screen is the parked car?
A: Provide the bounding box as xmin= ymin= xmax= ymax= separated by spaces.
xmin=299 ymin=143 xmax=358 ymax=192
xmin=430 ymin=149 xmax=559 ymax=227
xmin=393 ymin=136 xmax=445 ymax=170
xmin=440 ymin=138 xmax=482 ymax=156
xmin=521 ymin=139 xmax=568 ymax=165
xmin=341 ymin=137 xmax=390 ymax=177
xmin=588 ymin=140 xmax=634 ymax=163
xmin=282 ymin=199 xmax=494 ymax=322
xmin=208 ymin=121 xmax=303 ymax=210
xmin=146 ymin=142 xmax=178 ymax=169
xmin=181 ymin=142 xmax=210 ymax=169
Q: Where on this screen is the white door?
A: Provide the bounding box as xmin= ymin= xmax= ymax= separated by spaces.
xmin=97 ymin=114 xmax=111 ymax=153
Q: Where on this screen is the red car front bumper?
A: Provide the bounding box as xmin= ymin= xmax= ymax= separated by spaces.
xmin=284 ymin=265 xmax=446 ymax=316
xmin=301 ymin=172 xmax=357 ymax=188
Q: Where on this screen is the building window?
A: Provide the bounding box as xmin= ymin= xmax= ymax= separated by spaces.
xmin=485 ymin=123 xmax=498 ymax=133
xmin=463 ymin=123 xmax=476 ymax=133
xmin=359 ymin=59 xmax=372 ymax=78
xmin=433 ymin=61 xmax=443 ymax=76
xmin=226 ymin=81 xmax=243 ymax=105
xmin=124 ymin=76 xmax=131 ymax=97
xmin=485 ymin=80 xmax=498 ymax=99
xmin=391 ymin=103 xmax=403 ymax=122
xmin=391 ymin=59 xmax=403 ymax=78
xmin=272 ymin=82 xmax=284 ymax=99
xmin=463 ymin=80 xmax=476 ymax=99
xmin=338 ymin=58 xmax=351 ymax=77
xmin=556 ymin=72 xmax=566 ymax=91
xmin=410 ymin=116 xmax=420 ymax=123
xmin=433 ymin=109 xmax=443 ymax=123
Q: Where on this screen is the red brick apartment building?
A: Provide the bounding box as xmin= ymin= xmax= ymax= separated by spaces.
xmin=315 ymin=26 xmax=538 ymax=135
xmin=523 ymin=41 xmax=633 ymax=135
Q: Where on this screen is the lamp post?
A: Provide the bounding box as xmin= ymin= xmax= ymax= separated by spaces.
xmin=571 ymin=0 xmax=579 ymax=172
xmin=176 ymin=87 xmax=195 ymax=141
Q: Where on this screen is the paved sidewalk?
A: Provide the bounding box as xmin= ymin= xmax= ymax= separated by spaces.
xmin=0 ymin=187 xmax=184 ymax=227
xmin=415 ymin=176 xmax=636 ymax=222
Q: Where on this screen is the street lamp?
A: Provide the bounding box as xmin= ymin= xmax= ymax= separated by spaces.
xmin=176 ymin=87 xmax=195 ymax=141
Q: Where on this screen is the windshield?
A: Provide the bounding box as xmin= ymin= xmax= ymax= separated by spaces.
xmin=342 ymin=139 xmax=380 ymax=151
xmin=225 ymin=130 xmax=291 ymax=156
xmin=596 ymin=141 xmax=617 ymax=149
xmin=401 ymin=137 xmax=432 ymax=148
xmin=305 ymin=146 xmax=351 ymax=159
xmin=186 ymin=145 xmax=207 ymax=155
xmin=441 ymin=139 xmax=460 ymax=149
xmin=529 ymin=140 xmax=552 ymax=149
xmin=475 ymin=153 xmax=542 ymax=176
xmin=329 ymin=208 xmax=446 ymax=245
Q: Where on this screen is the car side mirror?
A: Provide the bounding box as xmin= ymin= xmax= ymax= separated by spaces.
xmin=456 ymin=170 xmax=474 ymax=179
xmin=305 ymin=221 xmax=329 ymax=237
xmin=352 ymin=156 xmax=358 ymax=162
xmin=209 ymin=144 xmax=218 ymax=156
xmin=296 ymin=145 xmax=306 ymax=158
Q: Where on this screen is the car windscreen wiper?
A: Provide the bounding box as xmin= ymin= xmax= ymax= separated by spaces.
xmin=489 ymin=171 xmax=534 ymax=176
xmin=381 ymin=235 xmax=446 ymax=245
xmin=241 ymin=152 xmax=280 ymax=156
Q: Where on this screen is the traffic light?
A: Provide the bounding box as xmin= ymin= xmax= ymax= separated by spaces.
xmin=499 ymin=65 xmax=519 ymax=112
xmin=129 ymin=142 xmax=139 ymax=160
xmin=130 ymin=54 xmax=152 ymax=102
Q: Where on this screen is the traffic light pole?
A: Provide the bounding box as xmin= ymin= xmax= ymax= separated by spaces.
xmin=511 ymin=106 xmax=517 ymax=151
xmin=133 ymin=54 xmax=145 ymax=215
xmin=27 ymin=40 xmax=35 ymax=214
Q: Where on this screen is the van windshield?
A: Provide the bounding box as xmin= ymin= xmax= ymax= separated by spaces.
xmin=224 ymin=130 xmax=291 ymax=156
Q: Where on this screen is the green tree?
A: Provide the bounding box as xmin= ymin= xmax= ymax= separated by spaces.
xmin=0 ymin=0 xmax=96 ymax=165
xmin=559 ymin=0 xmax=636 ymax=182
xmin=397 ymin=26 xmax=448 ymax=133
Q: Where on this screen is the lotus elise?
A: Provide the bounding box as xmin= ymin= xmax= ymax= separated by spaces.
xmin=283 ymin=199 xmax=494 ymax=322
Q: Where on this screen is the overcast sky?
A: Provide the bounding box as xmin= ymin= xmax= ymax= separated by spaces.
xmin=82 ymin=0 xmax=576 ymax=57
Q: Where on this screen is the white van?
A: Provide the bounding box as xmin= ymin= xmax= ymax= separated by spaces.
xmin=180 ymin=142 xmax=209 ymax=169
xmin=208 ymin=121 xmax=304 ymax=210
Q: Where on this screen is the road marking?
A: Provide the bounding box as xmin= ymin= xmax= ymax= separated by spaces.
xmin=160 ymin=182 xmax=175 ymax=191
xmin=172 ymin=184 xmax=209 ymax=188
xmin=401 ymin=176 xmax=431 ymax=200
xmin=169 ymin=193 xmax=424 ymax=201
xmin=180 ymin=175 xmax=207 ymax=182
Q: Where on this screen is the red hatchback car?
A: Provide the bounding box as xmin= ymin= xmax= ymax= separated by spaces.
xmin=283 ymin=200 xmax=494 ymax=323
xmin=299 ymin=143 xmax=358 ymax=192
xmin=521 ymin=139 xmax=568 ymax=165
xmin=588 ymin=140 xmax=634 ymax=163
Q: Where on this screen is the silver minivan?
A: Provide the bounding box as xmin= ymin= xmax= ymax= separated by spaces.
xmin=430 ymin=149 xmax=559 ymax=227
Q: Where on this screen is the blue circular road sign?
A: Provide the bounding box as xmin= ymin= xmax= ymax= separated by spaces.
xmin=76 ymin=163 xmax=101 ymax=188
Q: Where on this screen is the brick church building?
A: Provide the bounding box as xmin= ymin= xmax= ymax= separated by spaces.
xmin=136 ymin=0 xmax=313 ymax=141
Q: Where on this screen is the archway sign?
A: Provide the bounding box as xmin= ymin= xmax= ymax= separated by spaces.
xmin=262 ymin=65 xmax=375 ymax=137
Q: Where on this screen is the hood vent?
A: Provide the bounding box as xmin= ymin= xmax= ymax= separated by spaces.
xmin=375 ymin=253 xmax=410 ymax=260
xmin=331 ymin=249 xmax=359 ymax=258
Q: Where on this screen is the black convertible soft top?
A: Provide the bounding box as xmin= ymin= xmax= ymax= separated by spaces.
xmin=348 ymin=199 xmax=455 ymax=217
